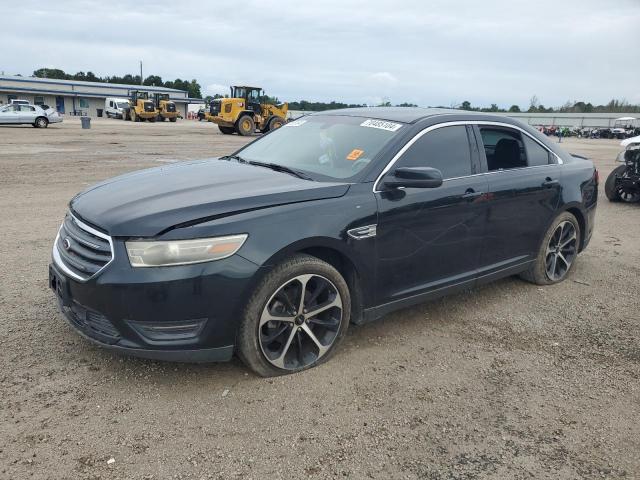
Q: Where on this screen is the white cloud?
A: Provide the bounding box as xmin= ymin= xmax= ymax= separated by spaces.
xmin=204 ymin=84 xmax=229 ymax=96
xmin=368 ymin=72 xmax=399 ymax=87
xmin=1 ymin=0 xmax=639 ymax=108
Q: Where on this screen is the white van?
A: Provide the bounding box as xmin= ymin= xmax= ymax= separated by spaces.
xmin=104 ymin=98 xmax=130 ymax=118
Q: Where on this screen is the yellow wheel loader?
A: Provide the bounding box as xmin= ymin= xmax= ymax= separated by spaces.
xmin=207 ymin=86 xmax=287 ymax=136
xmin=154 ymin=93 xmax=179 ymax=122
xmin=122 ymin=91 xmax=158 ymax=122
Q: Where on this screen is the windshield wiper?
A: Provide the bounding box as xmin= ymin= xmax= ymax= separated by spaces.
xmin=219 ymin=155 xmax=312 ymax=180
xmin=219 ymin=154 xmax=247 ymax=163
xmin=247 ymin=161 xmax=313 ymax=180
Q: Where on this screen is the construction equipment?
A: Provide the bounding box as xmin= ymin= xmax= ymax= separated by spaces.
xmin=207 ymin=86 xmax=287 ymax=136
xmin=154 ymin=93 xmax=179 ymax=122
xmin=122 ymin=91 xmax=158 ymax=122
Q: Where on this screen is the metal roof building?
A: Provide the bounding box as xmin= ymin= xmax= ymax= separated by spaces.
xmin=0 ymin=75 xmax=193 ymax=117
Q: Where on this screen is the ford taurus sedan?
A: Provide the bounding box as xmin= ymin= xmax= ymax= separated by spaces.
xmin=49 ymin=108 xmax=598 ymax=376
xmin=0 ymin=103 xmax=62 ymax=127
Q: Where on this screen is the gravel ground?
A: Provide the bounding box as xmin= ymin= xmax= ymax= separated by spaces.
xmin=0 ymin=119 xmax=638 ymax=480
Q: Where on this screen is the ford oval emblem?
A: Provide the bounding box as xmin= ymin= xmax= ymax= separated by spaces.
xmin=63 ymin=237 xmax=72 ymax=250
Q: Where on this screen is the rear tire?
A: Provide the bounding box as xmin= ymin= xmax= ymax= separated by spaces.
xmin=34 ymin=117 xmax=48 ymax=128
xmin=519 ymin=212 xmax=581 ymax=285
xmin=268 ymin=116 xmax=285 ymax=132
xmin=219 ymin=126 xmax=235 ymax=135
xmin=236 ymin=115 xmax=255 ymax=136
xmin=237 ymin=254 xmax=351 ymax=377
xmin=605 ymin=165 xmax=625 ymax=202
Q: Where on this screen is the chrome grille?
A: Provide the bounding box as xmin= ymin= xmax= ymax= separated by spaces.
xmin=54 ymin=213 xmax=113 ymax=281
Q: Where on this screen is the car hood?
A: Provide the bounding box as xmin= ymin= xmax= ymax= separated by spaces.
xmin=71 ymin=159 xmax=350 ymax=237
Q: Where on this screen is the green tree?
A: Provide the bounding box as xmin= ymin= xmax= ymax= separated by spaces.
xmin=33 ymin=68 xmax=69 ymax=79
xmin=143 ymin=75 xmax=163 ymax=86
xmin=508 ymin=105 xmax=521 ymax=112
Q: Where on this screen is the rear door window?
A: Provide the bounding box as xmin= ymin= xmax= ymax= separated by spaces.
xmin=479 ymin=127 xmax=526 ymax=171
xmin=479 ymin=127 xmax=553 ymax=170
xmin=397 ymin=126 xmax=473 ymax=179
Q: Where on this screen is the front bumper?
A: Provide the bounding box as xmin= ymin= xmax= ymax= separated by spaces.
xmin=49 ymin=241 xmax=263 ymax=362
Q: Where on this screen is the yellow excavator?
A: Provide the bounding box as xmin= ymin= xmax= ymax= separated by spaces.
xmin=154 ymin=93 xmax=179 ymax=122
xmin=122 ymin=91 xmax=158 ymax=122
xmin=207 ymin=86 xmax=287 ymax=135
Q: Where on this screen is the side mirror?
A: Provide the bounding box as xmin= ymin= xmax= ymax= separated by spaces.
xmin=383 ymin=167 xmax=444 ymax=189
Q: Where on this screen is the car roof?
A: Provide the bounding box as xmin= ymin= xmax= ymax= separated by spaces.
xmin=311 ymin=107 xmax=525 ymax=127
xmin=310 ymin=107 xmax=463 ymax=123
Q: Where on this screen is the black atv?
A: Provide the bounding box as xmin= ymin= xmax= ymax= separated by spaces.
xmin=605 ymin=141 xmax=640 ymax=203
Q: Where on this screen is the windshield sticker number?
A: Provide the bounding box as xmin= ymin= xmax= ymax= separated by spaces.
xmin=360 ymin=119 xmax=403 ymax=132
xmin=346 ymin=149 xmax=364 ymax=161
xmin=286 ymin=119 xmax=307 ymax=127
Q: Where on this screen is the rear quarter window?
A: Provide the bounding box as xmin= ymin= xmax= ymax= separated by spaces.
xmin=522 ymin=135 xmax=552 ymax=166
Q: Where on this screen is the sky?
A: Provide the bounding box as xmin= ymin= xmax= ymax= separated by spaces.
xmin=2 ymin=0 xmax=639 ymax=109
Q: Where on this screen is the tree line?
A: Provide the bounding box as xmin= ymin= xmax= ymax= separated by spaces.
xmin=31 ymin=68 xmax=202 ymax=99
xmin=202 ymin=96 xmax=418 ymax=111
xmin=25 ymin=69 xmax=640 ymax=113
xmin=457 ymin=96 xmax=640 ymax=114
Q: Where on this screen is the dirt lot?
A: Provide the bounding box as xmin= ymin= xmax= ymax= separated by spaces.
xmin=0 ymin=118 xmax=638 ymax=479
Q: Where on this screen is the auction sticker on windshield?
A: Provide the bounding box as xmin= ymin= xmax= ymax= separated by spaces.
xmin=360 ymin=119 xmax=403 ymax=132
xmin=346 ymin=149 xmax=364 ymax=161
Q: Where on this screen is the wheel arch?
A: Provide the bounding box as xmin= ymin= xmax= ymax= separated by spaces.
xmin=260 ymin=238 xmax=368 ymax=324
xmin=560 ymin=203 xmax=587 ymax=252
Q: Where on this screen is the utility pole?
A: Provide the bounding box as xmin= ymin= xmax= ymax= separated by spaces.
xmin=140 ymin=61 xmax=143 ymax=85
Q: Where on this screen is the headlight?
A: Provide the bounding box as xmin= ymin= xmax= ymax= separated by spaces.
xmin=126 ymin=234 xmax=248 ymax=267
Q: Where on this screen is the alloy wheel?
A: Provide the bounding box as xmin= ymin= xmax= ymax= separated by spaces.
xmin=545 ymin=220 xmax=578 ymax=281
xmin=259 ymin=274 xmax=343 ymax=370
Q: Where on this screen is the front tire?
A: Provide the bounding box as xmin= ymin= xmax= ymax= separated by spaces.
xmin=236 ymin=115 xmax=255 ymax=136
xmin=605 ymin=164 xmax=640 ymax=203
xmin=519 ymin=212 xmax=581 ymax=285
xmin=237 ymin=254 xmax=351 ymax=377
xmin=219 ymin=126 xmax=235 ymax=135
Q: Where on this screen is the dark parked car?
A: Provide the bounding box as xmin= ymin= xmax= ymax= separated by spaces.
xmin=49 ymin=108 xmax=598 ymax=376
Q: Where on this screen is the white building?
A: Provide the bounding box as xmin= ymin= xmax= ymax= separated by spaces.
xmin=0 ymin=74 xmax=194 ymax=117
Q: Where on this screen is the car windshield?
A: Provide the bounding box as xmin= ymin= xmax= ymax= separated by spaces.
xmin=236 ymin=115 xmax=405 ymax=180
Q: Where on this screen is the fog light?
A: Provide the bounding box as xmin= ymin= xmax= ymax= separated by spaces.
xmin=127 ymin=318 xmax=207 ymax=342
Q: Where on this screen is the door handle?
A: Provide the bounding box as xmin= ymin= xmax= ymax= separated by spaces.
xmin=462 ymin=188 xmax=484 ymax=200
xmin=542 ymin=177 xmax=560 ymax=188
